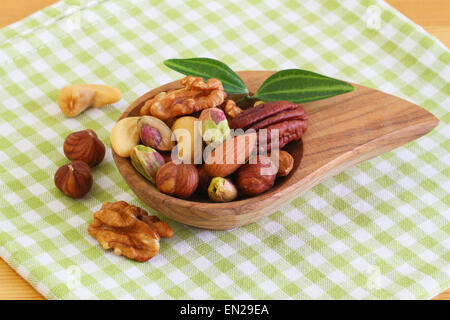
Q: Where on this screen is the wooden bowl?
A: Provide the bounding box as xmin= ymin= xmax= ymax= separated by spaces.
xmin=112 ymin=71 xmax=439 ymax=230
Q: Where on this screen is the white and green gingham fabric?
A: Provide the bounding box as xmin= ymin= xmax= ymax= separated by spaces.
xmin=0 ymin=0 xmax=449 ymax=299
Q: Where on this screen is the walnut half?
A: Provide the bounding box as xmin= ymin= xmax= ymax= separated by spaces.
xmin=88 ymin=201 xmax=173 ymax=262
xmin=140 ymin=76 xmax=226 ymax=120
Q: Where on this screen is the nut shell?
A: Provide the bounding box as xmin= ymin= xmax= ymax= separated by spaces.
xmin=137 ymin=116 xmax=174 ymax=151
xmin=63 ymin=129 xmax=105 ymax=167
xmin=156 ymin=161 xmax=199 ymax=199
xmin=130 ymin=145 xmax=165 ymax=184
xmin=54 ymin=161 xmax=93 ymax=198
xmin=236 ymin=155 xmax=277 ymax=196
xmin=208 ymin=177 xmax=238 ymax=202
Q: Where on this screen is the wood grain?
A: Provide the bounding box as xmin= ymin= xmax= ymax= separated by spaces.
xmin=0 ymin=0 xmax=57 ymax=28
xmin=0 ymin=259 xmax=44 ymax=300
xmin=0 ymin=0 xmax=448 ymax=300
xmin=114 ymin=71 xmax=439 ymax=230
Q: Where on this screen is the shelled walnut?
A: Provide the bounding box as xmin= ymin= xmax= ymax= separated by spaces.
xmin=140 ymin=76 xmax=226 ymax=120
xmin=88 ymin=201 xmax=173 ymax=262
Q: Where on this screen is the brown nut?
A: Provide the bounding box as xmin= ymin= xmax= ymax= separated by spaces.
xmin=141 ymin=76 xmax=226 ymax=120
xmin=261 ymin=119 xmax=308 ymax=152
xmin=270 ymin=150 xmax=294 ymax=177
xmin=204 ymin=132 xmax=257 ymax=177
xmin=156 ymin=161 xmax=199 ymax=199
xmin=236 ymin=155 xmax=277 ymax=196
xmin=197 ymin=166 xmax=212 ymax=195
xmin=63 ymin=129 xmax=105 ymax=167
xmin=220 ymin=99 xmax=243 ymax=119
xmin=88 ymin=201 xmax=173 ymax=262
xmin=54 ymin=160 xmax=93 ymax=198
xmin=57 ymin=84 xmax=121 ymax=117
xmin=139 ymin=215 xmax=174 ymax=239
xmin=231 ymin=101 xmax=308 ymax=152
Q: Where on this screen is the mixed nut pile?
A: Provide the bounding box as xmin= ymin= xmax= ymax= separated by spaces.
xmin=53 ymin=84 xmax=174 ymax=262
xmin=110 ymin=75 xmax=309 ymax=201
xmin=48 ymin=55 xmax=357 ymax=262
xmin=52 ymin=75 xmax=309 ymax=262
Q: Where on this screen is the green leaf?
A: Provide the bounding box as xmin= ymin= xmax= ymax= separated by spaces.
xmin=253 ymin=69 xmax=354 ymax=103
xmin=163 ymin=58 xmax=248 ymax=95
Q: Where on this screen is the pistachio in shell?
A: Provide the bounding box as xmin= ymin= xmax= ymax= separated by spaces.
xmin=130 ymin=145 xmax=165 ymax=184
xmin=199 ymin=107 xmax=230 ymax=145
xmin=137 ymin=116 xmax=175 ymax=151
xmin=207 ymin=177 xmax=238 ymax=202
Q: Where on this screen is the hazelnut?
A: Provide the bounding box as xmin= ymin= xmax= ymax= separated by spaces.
xmin=54 ymin=161 xmax=93 ymax=198
xmin=156 ymin=161 xmax=199 ymax=199
xmin=236 ymin=155 xmax=277 ymax=196
xmin=197 ymin=166 xmax=212 ymax=195
xmin=63 ymin=129 xmax=105 ymax=167
xmin=208 ymin=177 xmax=238 ymax=202
xmin=270 ymin=150 xmax=294 ymax=177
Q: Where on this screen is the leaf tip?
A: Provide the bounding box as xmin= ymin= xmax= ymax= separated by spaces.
xmin=345 ymin=82 xmax=355 ymax=92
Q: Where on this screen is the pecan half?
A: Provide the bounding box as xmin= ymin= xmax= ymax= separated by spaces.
xmin=88 ymin=201 xmax=172 ymax=262
xmin=264 ymin=119 xmax=308 ymax=150
xmin=140 ymin=76 xmax=226 ymax=120
xmin=231 ymin=101 xmax=308 ymax=152
xmin=231 ymin=101 xmax=298 ymax=129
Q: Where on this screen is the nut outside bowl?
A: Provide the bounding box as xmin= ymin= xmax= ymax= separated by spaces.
xmin=112 ymin=71 xmax=439 ymax=230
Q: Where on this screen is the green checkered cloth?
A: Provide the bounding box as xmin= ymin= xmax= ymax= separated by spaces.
xmin=0 ymin=0 xmax=448 ymax=299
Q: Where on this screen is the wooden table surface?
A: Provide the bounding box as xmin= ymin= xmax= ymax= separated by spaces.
xmin=0 ymin=0 xmax=448 ymax=300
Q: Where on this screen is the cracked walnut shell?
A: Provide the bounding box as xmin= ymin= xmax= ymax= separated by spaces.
xmin=88 ymin=201 xmax=173 ymax=262
xmin=140 ymin=76 xmax=226 ymax=120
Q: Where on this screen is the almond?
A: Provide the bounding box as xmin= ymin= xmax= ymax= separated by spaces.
xmin=204 ymin=132 xmax=257 ymax=177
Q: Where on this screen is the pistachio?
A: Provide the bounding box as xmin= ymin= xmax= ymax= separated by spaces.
xmin=199 ymin=108 xmax=230 ymax=145
xmin=207 ymin=177 xmax=238 ymax=202
xmin=110 ymin=117 xmax=141 ymax=157
xmin=130 ymin=145 xmax=165 ymax=184
xmin=137 ymin=116 xmax=174 ymax=151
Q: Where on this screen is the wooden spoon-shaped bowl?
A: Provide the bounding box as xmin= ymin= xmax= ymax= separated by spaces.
xmin=112 ymin=71 xmax=439 ymax=230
